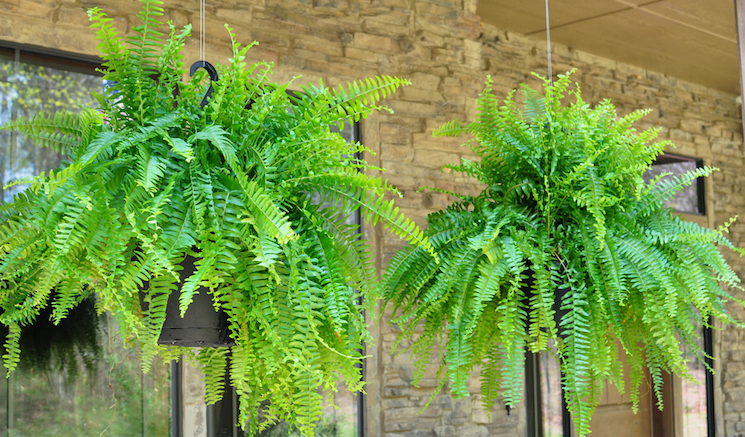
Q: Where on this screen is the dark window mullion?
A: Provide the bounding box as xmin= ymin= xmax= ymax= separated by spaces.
xmin=704 ymin=320 xmax=716 ymax=437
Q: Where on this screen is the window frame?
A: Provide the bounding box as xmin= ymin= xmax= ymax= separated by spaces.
xmin=647 ymin=152 xmax=706 ymax=216
xmin=525 ymin=152 xmax=715 ymax=437
xmin=202 ymin=118 xmax=365 ymax=437
xmin=0 ymin=41 xmax=172 ymax=437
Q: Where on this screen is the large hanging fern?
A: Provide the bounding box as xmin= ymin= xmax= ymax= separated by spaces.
xmin=381 ymin=71 xmax=745 ymax=436
xmin=0 ymin=1 xmax=433 ymax=435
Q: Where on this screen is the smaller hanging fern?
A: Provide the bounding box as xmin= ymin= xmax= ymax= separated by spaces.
xmin=381 ymin=71 xmax=745 ymax=437
xmin=0 ymin=1 xmax=432 ymax=436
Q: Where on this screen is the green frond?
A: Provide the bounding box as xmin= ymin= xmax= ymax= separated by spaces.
xmin=433 ymin=120 xmax=464 ymax=137
xmin=197 ymin=347 xmax=229 ymax=405
xmin=236 ymin=176 xmax=295 ymax=245
xmin=381 ymin=71 xmax=745 ymax=437
xmin=0 ymin=2 xmax=433 ymax=435
xmin=2 ymin=324 xmax=22 ymax=375
xmin=306 ymin=176 xmax=434 ymax=259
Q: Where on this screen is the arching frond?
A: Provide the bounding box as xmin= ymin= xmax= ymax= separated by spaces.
xmin=381 ymin=72 xmax=745 ymax=437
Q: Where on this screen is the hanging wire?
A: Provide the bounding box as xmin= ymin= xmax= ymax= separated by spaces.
xmin=199 ymin=0 xmax=205 ymax=66
xmin=545 ymin=0 xmax=553 ymax=85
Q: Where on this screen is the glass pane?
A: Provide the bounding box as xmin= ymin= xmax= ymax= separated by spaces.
xmin=0 ymin=51 xmax=170 ymax=436
xmin=258 ymin=121 xmax=360 ymax=437
xmin=642 ymin=155 xmax=701 ymax=214
xmin=681 ymin=317 xmax=708 ymax=437
xmin=541 ymin=340 xmax=563 ymax=437
xmin=257 ymin=385 xmax=358 ymax=437
xmin=0 ymin=53 xmax=100 ymax=201
xmin=11 ymin=313 xmax=170 ymax=437
xmin=321 ymin=381 xmax=359 ymax=437
xmin=324 ymin=120 xmax=359 ymax=437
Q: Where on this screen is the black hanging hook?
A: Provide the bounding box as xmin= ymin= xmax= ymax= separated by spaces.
xmin=190 ymin=60 xmax=219 ymax=108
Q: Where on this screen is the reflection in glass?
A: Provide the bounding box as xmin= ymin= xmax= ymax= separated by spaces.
xmin=10 ymin=314 xmax=170 ymax=437
xmin=0 ymin=50 xmax=170 ymax=436
xmin=0 ymin=53 xmax=101 ymax=201
xmin=642 ymin=155 xmax=701 ymax=214
xmin=541 ymin=340 xmax=563 ymax=437
xmin=681 ymin=316 xmax=708 ymax=437
xmin=258 ymin=384 xmax=358 ymax=437
xmin=258 ymin=120 xmax=360 ymax=437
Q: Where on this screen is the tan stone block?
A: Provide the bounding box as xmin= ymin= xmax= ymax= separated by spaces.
xmin=394 ymin=190 xmax=425 ymax=208
xmin=412 ymin=131 xmax=463 ymax=152
xmin=55 ymin=28 xmax=100 ymax=55
xmin=251 ymin=32 xmax=289 ymax=48
xmin=166 ymin=8 xmax=191 ymax=30
xmin=405 ymin=71 xmax=440 ymax=90
xmin=413 ymin=30 xmax=444 ymax=47
xmin=386 ymin=99 xmax=436 ymax=118
xmin=415 ymin=16 xmax=460 ymax=38
xmin=0 ymin=2 xmax=13 ymax=16
xmin=398 ymin=38 xmax=432 ymax=58
xmin=390 ymin=50 xmax=437 ymax=74
xmin=344 ymin=46 xmax=380 ymax=63
xmin=363 ymin=17 xmax=411 ymax=38
xmin=214 ymin=6 xmax=251 ymax=24
xmin=293 ymin=48 xmax=329 ymax=63
xmin=11 ymin=1 xmax=54 ymax=19
xmin=414 ymin=1 xmax=456 ymax=17
xmin=28 ymin=0 xmax=56 ymax=8
xmin=293 ymin=35 xmax=343 ymax=57
xmin=669 ymin=128 xmax=693 ymax=142
xmin=245 ymin=46 xmax=278 ymax=64
xmin=446 ymin=15 xmax=480 ymax=39
xmin=57 ymin=6 xmax=91 ymax=27
xmin=380 ymin=111 xmax=426 ymax=127
xmin=328 ymin=55 xmax=379 ymax=75
xmin=680 ymin=118 xmax=710 ymax=135
xmin=353 ymin=32 xmax=399 ymax=54
xmin=81 ymin=0 xmax=141 ymax=16
xmin=197 ymin=16 xmax=234 ymax=41
xmin=252 ymin=8 xmax=315 ymax=34
xmin=400 ymin=86 xmax=444 ymax=103
xmin=711 ymin=137 xmax=743 ymax=157
xmin=306 ymin=59 xmax=370 ymax=79
xmin=381 ymin=142 xmax=415 ymax=163
xmin=383 ymin=397 xmax=412 ymax=409
xmin=383 ymin=160 xmax=441 ymax=178
xmin=380 ymin=122 xmax=412 ymax=144
xmin=413 ymin=149 xmax=460 ymax=168
xmin=313 ymin=0 xmax=349 ymax=13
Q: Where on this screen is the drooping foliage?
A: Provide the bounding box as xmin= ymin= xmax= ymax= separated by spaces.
xmin=381 ymin=71 xmax=744 ymax=436
xmin=0 ymin=1 xmax=432 ymax=435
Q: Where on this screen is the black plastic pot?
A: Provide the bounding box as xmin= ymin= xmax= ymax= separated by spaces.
xmin=142 ymin=254 xmax=235 ymax=347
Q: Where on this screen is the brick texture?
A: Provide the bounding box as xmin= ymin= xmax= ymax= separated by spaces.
xmin=2 ymin=0 xmax=744 ymax=435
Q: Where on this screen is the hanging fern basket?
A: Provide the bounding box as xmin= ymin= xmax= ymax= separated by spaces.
xmin=381 ymin=71 xmax=745 ymax=437
xmin=0 ymin=1 xmax=434 ymax=435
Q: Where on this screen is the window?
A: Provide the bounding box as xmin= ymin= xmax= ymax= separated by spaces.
xmin=525 ymin=153 xmax=714 ymax=437
xmin=641 ymin=153 xmax=705 ymax=215
xmin=201 ymin=119 xmax=364 ymax=437
xmin=0 ymin=43 xmax=171 ymax=436
xmin=1 ymin=43 xmax=366 ymax=437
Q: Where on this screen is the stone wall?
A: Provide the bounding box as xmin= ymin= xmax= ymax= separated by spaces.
xmin=1 ymin=0 xmax=745 ymax=436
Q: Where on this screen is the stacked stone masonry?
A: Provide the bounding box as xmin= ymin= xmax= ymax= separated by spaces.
xmin=1 ymin=0 xmax=744 ymax=435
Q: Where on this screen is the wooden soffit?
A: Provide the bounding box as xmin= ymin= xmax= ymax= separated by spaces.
xmin=477 ymin=0 xmax=739 ymax=94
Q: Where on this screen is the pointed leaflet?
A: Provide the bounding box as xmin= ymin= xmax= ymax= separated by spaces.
xmin=193 ymin=126 xmax=295 ymax=244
